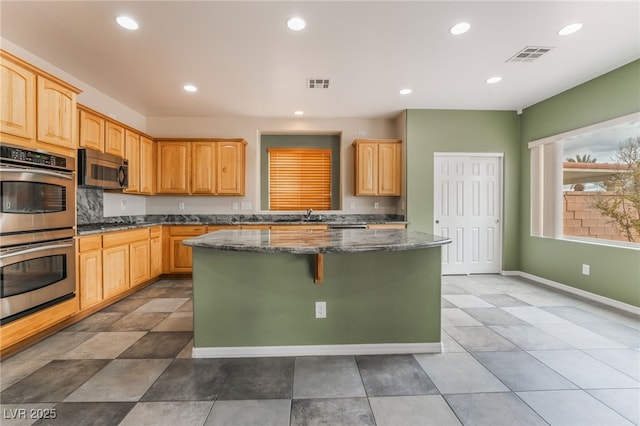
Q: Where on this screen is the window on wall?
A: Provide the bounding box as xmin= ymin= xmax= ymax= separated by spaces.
xmin=529 ymin=112 xmax=640 ymax=246
xmin=269 ymin=148 xmax=332 ymax=210
xmin=261 ymin=134 xmax=341 ymax=211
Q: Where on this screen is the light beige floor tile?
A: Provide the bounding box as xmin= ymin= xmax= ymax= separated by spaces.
xmin=59 ymin=332 xmax=145 ymax=359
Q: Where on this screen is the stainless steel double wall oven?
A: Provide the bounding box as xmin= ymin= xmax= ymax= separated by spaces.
xmin=0 ymin=143 xmax=76 ymax=324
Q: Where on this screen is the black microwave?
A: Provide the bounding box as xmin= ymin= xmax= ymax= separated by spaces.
xmin=78 ymin=148 xmax=128 ymax=189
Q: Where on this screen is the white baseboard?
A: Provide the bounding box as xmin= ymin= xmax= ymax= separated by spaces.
xmin=503 ymin=270 xmax=640 ymax=316
xmin=192 ymin=342 xmax=442 ymax=358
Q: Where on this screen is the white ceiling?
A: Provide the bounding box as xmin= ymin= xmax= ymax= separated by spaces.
xmin=1 ymin=1 xmax=638 ymax=119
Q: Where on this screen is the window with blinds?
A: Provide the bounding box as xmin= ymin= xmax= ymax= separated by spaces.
xmin=268 ymin=148 xmax=332 ymax=210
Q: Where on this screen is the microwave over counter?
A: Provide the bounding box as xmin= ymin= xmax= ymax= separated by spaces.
xmin=78 ymin=148 xmax=128 ymax=189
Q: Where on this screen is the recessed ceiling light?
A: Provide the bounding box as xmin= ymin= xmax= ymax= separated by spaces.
xmin=294 ymin=110 xmax=304 ymax=116
xmin=287 ymin=17 xmax=306 ymax=31
xmin=116 ymin=16 xmax=139 ymax=31
xmin=183 ymin=84 xmax=198 ymax=92
xmin=486 ymin=76 xmax=502 ymax=84
xmin=558 ymin=23 xmax=583 ymax=36
xmin=449 ymin=22 xmax=470 ymax=35
xmin=399 ymin=88 xmax=412 ymax=95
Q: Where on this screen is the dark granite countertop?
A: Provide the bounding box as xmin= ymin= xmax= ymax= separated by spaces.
xmin=76 ymin=214 xmax=407 ymax=236
xmin=182 ymin=228 xmax=450 ymax=254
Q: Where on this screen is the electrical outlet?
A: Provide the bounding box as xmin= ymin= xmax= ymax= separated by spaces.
xmin=315 ymin=301 xmax=326 ymax=319
xmin=120 ymin=200 xmax=127 ymax=210
xmin=349 ymin=201 xmax=356 ymax=210
xmin=178 ymin=202 xmax=185 ymax=210
xmin=374 ymin=202 xmax=380 ymax=209
xmin=241 ymin=202 xmax=251 ymax=210
xmin=582 ymin=264 xmax=590 ymax=275
xmin=232 ymin=202 xmax=238 ymax=210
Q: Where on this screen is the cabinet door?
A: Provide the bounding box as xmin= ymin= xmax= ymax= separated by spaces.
xmin=36 ymin=75 xmax=76 ymax=149
xmin=150 ymin=232 xmax=162 ymax=277
xmin=102 ymin=244 xmax=129 ymax=298
xmin=355 ymin=142 xmax=378 ymax=195
xmin=79 ymin=250 xmax=103 ymax=310
xmin=217 ymin=141 xmax=245 ymax=195
xmin=129 ymin=240 xmax=150 ymax=286
xmin=157 ymin=142 xmax=190 ymax=193
xmin=0 ymin=57 xmax=35 ymax=143
xmin=105 ymin=121 xmax=125 ymax=157
xmin=378 ymin=142 xmax=401 ymax=195
xmin=139 ymin=136 xmax=155 ymax=194
xmin=191 ymin=141 xmax=216 ymax=194
xmin=124 ymin=130 xmax=140 ymax=193
xmin=169 ymin=236 xmax=194 ymax=273
xmin=78 ymin=109 xmax=104 ymax=151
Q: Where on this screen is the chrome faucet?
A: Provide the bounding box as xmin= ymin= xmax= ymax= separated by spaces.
xmin=306 ymin=208 xmax=314 ymax=219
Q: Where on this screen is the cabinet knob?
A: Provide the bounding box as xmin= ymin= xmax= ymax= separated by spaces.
xmin=435 ymin=220 xmax=440 ymax=224
xmin=222 ymin=167 xmax=227 ymax=173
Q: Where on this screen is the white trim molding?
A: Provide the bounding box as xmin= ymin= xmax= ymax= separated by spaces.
xmin=502 ymin=270 xmax=640 ymax=316
xmin=192 ymin=342 xmax=442 ymax=359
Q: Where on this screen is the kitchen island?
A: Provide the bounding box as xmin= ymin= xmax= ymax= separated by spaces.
xmin=183 ymin=228 xmax=450 ymax=358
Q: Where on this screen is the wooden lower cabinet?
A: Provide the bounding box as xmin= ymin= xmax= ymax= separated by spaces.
xmin=165 ymin=226 xmax=207 ymax=273
xmin=150 ymin=226 xmax=162 ymax=277
xmin=102 ymin=244 xmax=130 ymax=299
xmin=130 ymin=239 xmax=150 ymax=286
xmin=78 ymin=235 xmax=103 ymax=310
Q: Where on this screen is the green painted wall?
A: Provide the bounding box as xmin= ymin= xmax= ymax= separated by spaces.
xmin=405 ymin=110 xmax=521 ymax=271
xmin=519 ymin=60 xmax=640 ymax=307
xmin=192 ymin=248 xmax=442 ymax=348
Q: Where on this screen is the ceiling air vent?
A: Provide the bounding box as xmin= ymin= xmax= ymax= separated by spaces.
xmin=507 ymin=46 xmax=554 ymax=63
xmin=307 ymin=78 xmax=330 ymax=89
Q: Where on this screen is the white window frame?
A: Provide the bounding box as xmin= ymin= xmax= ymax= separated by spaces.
xmin=528 ymin=111 xmax=640 ymax=248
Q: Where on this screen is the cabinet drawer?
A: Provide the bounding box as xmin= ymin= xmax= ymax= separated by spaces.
xmin=78 ymin=235 xmax=102 ymax=252
xmin=103 ymin=228 xmax=150 ymax=248
xmin=149 ymin=226 xmax=162 ymax=238
xmin=168 ymin=226 xmax=207 ymax=236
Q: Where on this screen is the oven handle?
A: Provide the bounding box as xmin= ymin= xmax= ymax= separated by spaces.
xmin=0 ymin=167 xmax=73 ymax=180
xmin=0 ymin=243 xmax=74 ymax=260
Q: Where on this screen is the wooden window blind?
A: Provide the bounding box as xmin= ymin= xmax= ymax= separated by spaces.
xmin=269 ymin=148 xmax=332 ymax=210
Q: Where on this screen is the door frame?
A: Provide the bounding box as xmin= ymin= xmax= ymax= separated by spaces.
xmin=433 ymin=152 xmax=505 ymax=275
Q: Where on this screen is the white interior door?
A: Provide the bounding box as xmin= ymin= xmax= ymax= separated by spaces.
xmin=434 ymin=154 xmax=503 ymax=274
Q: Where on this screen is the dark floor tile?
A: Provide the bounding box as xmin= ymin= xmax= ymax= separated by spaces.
xmin=100 ymin=297 xmax=152 ymax=313
xmin=290 ymin=398 xmax=375 ymax=426
xmin=141 ymin=358 xmax=231 ymax=401
xmin=157 ymin=288 xmax=193 ymax=298
xmin=33 ymin=402 xmax=135 ymax=426
xmin=127 ymin=287 xmax=170 ymax=298
xmin=117 ymin=331 xmax=193 ymax=359
xmin=0 ymin=360 xmax=109 ymax=403
xmin=356 ymin=355 xmax=438 ymax=397
xmin=63 ymin=312 xmax=125 ymax=332
xmin=108 ymin=312 xmax=169 ymax=332
xmin=218 ymin=357 xmax=294 ymax=400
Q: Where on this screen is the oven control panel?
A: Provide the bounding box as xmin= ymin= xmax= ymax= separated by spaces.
xmin=0 ymin=144 xmax=73 ymax=171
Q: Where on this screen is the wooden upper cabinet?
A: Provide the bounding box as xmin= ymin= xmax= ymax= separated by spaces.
xmin=156 ymin=139 xmax=246 ymax=195
xmin=191 ymin=141 xmax=216 ymax=194
xmin=156 ymin=141 xmax=190 ymax=193
xmin=78 ymin=109 xmax=104 ymax=151
xmin=105 ymin=121 xmax=125 ymax=157
xmin=353 ymin=139 xmax=401 ymax=196
xmin=217 ymin=140 xmax=246 ymax=195
xmin=139 ymin=136 xmax=154 ymax=194
xmin=124 ymin=130 xmax=140 ymax=193
xmin=355 ymin=142 xmax=378 ymax=195
xmin=378 ymin=142 xmax=401 ymax=195
xmin=37 ymin=75 xmax=77 ymax=149
xmin=0 ymin=55 xmax=35 ymax=143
